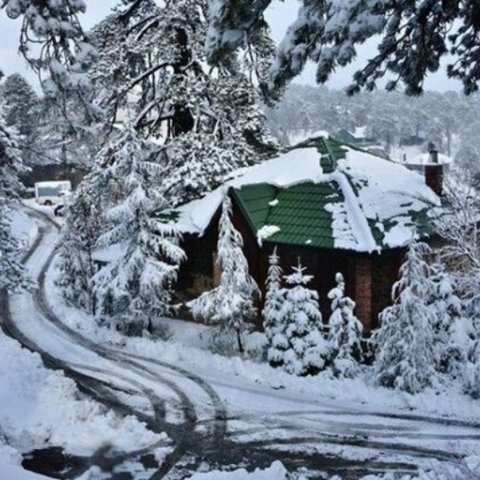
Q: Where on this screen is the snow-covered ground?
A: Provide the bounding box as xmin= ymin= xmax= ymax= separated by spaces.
xmin=4 ymin=205 xmax=480 ymax=479
xmin=1 ymin=210 xmax=163 ymax=479
xmin=8 ymin=210 xmax=38 ymax=252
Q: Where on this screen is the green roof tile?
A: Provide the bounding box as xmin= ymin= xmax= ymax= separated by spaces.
xmin=232 ymin=181 xmax=343 ymax=249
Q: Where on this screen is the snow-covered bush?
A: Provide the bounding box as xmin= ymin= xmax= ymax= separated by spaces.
xmin=373 ymin=242 xmax=437 ymax=394
xmin=189 ymin=195 xmax=259 ymax=354
xmin=327 ymin=272 xmax=363 ymax=378
xmin=270 ymin=260 xmax=328 ymax=376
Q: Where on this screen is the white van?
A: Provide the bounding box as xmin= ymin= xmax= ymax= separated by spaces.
xmin=34 ymin=181 xmax=72 ymax=206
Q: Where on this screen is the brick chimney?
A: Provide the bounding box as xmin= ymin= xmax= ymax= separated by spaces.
xmin=425 ymin=143 xmax=443 ymax=196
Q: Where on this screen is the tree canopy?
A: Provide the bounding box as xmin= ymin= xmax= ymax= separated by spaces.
xmin=207 ymin=0 xmax=480 ymax=98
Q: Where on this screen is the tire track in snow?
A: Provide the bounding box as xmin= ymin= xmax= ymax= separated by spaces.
xmin=16 ymin=206 xmax=228 ymax=477
xmin=1 ymin=214 xmax=188 ymax=478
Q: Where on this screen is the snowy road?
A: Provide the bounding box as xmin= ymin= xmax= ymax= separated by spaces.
xmin=2 ymin=208 xmax=480 ymax=479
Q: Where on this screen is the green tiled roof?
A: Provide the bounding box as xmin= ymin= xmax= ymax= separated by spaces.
xmin=229 ymin=135 xmax=437 ymax=251
xmin=232 ymin=182 xmax=342 ymax=249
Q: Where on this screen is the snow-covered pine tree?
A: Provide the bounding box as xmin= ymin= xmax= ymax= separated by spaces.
xmin=263 ymin=247 xmax=283 ymax=341
xmin=56 ymin=184 xmax=105 ymax=315
xmin=373 ymin=241 xmax=437 ymax=394
xmin=0 ymin=104 xmax=30 ymax=291
xmin=465 ymin=332 xmax=480 ymax=399
xmin=274 ymin=260 xmax=328 ymax=376
xmin=0 ymin=73 xmax=40 ymax=165
xmin=327 ymin=272 xmax=363 ymax=378
xmin=426 ymin=264 xmax=466 ymax=378
xmin=90 ymin=0 xmax=277 ymax=206
xmin=1 ymin=0 xmax=101 ymax=129
xmin=462 ymin=268 xmax=480 ymax=398
xmin=188 ymin=194 xmax=259 ymax=353
xmin=92 ymin=128 xmax=185 ymax=335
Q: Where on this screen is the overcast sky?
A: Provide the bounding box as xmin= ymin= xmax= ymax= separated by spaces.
xmin=0 ymin=0 xmax=462 ymax=94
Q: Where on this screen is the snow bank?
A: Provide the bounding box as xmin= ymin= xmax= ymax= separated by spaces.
xmin=189 ymin=461 xmax=289 ymax=479
xmin=0 ymin=464 xmax=51 ymax=480
xmin=8 ymin=210 xmax=38 ymax=253
xmin=0 ymin=330 xmax=160 ymax=464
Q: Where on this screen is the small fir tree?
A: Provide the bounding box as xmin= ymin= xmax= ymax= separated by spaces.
xmin=274 ymin=260 xmax=328 ymax=376
xmin=464 ymin=337 xmax=480 ymax=399
xmin=464 ymin=287 xmax=480 ymax=398
xmin=263 ymin=247 xmax=284 ymax=343
xmin=188 ymin=195 xmax=259 ymax=353
xmin=327 ymin=273 xmax=363 ymax=378
xmin=427 ymin=264 xmax=466 ymax=377
xmin=93 ymin=129 xmax=185 ymax=335
xmin=373 ymin=242 xmax=437 ymax=394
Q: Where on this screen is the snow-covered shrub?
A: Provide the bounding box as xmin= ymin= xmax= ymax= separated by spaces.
xmin=271 ymin=260 xmax=329 ymax=376
xmin=188 ymin=195 xmax=260 ymax=354
xmin=373 ymin=242 xmax=437 ymax=394
xmin=327 ymin=272 xmax=363 ymax=378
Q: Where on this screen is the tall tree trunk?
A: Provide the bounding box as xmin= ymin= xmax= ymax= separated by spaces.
xmin=172 ymin=27 xmax=194 ymax=137
xmin=236 ymin=329 xmax=244 ymax=354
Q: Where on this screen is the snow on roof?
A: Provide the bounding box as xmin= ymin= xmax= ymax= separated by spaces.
xmin=173 ymin=135 xmax=441 ymax=252
xmin=410 ymin=152 xmax=453 ymax=165
xmin=353 ymin=126 xmax=367 ymax=139
xmin=34 ymin=181 xmax=72 ymax=187
xmin=175 ymin=147 xmax=322 ymax=233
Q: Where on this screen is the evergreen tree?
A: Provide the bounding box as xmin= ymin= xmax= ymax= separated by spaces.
xmin=0 ymin=104 xmax=30 ymax=291
xmin=465 ymin=335 xmax=480 ymax=399
xmin=1 ymin=73 xmax=40 ymax=164
xmin=92 ymin=128 xmax=185 ymax=334
xmin=327 ymin=273 xmax=363 ymax=378
xmin=263 ymin=247 xmax=284 ymax=344
xmin=1 ymin=0 xmax=100 ymax=128
xmin=373 ymin=242 xmax=437 ymax=394
xmin=427 ymin=264 xmax=466 ymax=378
xmin=90 ymin=0 xmax=277 ymax=205
xmin=188 ymin=195 xmax=259 ymax=353
xmin=273 ymin=261 xmax=328 ymax=376
xmin=56 ymin=185 xmax=105 ymax=315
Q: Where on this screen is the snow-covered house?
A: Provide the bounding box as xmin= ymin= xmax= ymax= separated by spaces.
xmin=336 ymin=127 xmax=375 ymax=147
xmin=171 ymin=136 xmax=442 ymax=331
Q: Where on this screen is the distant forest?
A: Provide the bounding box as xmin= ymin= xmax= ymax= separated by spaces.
xmin=265 ymin=84 xmax=480 ymax=173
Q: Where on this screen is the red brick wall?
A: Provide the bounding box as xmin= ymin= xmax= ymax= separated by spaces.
xmin=355 ymin=256 xmax=373 ymax=331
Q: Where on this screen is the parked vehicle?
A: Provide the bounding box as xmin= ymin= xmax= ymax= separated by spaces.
xmin=34 ymin=181 xmax=72 ymax=206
